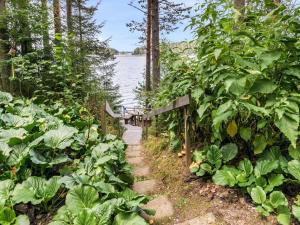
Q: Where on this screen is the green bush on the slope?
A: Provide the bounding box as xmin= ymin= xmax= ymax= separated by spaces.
xmin=156 ymin=1 xmax=300 ymax=224
xmin=0 ymin=91 xmax=150 ymax=225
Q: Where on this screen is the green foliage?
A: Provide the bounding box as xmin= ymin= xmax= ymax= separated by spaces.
xmin=157 ymin=0 xmax=300 ymax=224
xmin=12 ymin=176 xmax=60 ymax=205
xmin=251 ymin=186 xmax=266 ymax=204
xmin=0 ymin=93 xmax=149 ymax=224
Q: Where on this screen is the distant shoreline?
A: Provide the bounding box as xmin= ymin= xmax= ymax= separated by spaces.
xmin=115 ymin=54 xmax=146 ymax=57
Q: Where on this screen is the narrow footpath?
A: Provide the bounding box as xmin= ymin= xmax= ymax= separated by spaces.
xmin=122 ymin=125 xmax=217 ymax=225
xmin=123 ymin=124 xmax=174 ymax=222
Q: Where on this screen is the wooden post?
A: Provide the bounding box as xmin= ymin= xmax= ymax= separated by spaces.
xmin=155 ymin=115 xmax=159 ymax=137
xmin=145 ymin=118 xmax=149 ymax=140
xmin=100 ymin=101 xmax=107 ymax=135
xmin=184 ymin=107 xmax=191 ymax=167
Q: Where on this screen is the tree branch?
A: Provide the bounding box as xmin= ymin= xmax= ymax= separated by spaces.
xmin=128 ymin=3 xmax=147 ymax=14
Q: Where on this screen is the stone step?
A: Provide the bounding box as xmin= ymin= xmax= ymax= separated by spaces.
xmin=126 ymin=150 xmax=142 ymax=158
xmin=127 ymin=156 xmax=144 ymax=165
xmin=133 ymin=165 xmax=151 ymax=177
xmin=133 ymin=179 xmax=158 ymax=194
xmin=144 ymin=195 xmax=174 ymax=221
xmin=174 ymin=213 xmax=216 ymax=225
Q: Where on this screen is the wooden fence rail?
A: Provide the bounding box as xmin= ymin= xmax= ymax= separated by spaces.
xmin=101 ymin=101 xmax=121 ymax=136
xmin=143 ymin=95 xmax=192 ymax=167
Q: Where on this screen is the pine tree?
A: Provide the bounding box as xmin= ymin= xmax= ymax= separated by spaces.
xmin=127 ymin=0 xmax=191 ymax=89
xmin=41 ymin=0 xmax=50 ymax=54
xmin=151 ymin=0 xmax=160 ymax=88
xmin=0 ymin=0 xmax=9 ymax=90
xmin=145 ymin=0 xmax=152 ymax=96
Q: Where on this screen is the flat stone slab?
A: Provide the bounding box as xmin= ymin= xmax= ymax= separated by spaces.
xmin=133 ymin=166 xmax=150 ymax=177
xmin=122 ymin=125 xmax=142 ymax=145
xmin=133 ymin=179 xmax=157 ymax=194
xmin=126 ymin=150 xmax=142 ymax=158
xmin=175 ymin=213 xmax=216 ymax=225
xmin=127 ymin=156 xmax=144 ymax=165
xmin=144 ymin=196 xmax=174 ymax=220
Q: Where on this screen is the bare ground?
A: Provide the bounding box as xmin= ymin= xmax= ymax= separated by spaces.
xmin=142 ymin=136 xmax=278 ymax=225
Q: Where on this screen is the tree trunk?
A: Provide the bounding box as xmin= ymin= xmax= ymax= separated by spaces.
xmin=151 ymin=0 xmax=160 ymax=89
xmin=41 ymin=0 xmax=50 ymax=53
xmin=77 ymin=0 xmax=83 ymax=46
xmin=0 ymin=0 xmax=9 ymax=91
xmin=66 ymin=0 xmax=73 ymax=34
xmin=53 ymin=0 xmax=62 ymax=34
xmin=18 ymin=0 xmax=32 ymax=54
xmin=145 ymin=0 xmax=152 ymax=103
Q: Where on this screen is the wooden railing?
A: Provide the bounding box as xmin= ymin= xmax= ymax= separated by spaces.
xmin=143 ymin=95 xmax=192 ymax=166
xmin=101 ymin=101 xmax=121 ymax=135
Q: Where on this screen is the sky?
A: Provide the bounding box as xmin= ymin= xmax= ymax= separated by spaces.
xmin=90 ymin=0 xmax=198 ymax=52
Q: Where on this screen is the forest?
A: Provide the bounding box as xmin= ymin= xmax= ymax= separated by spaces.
xmin=0 ymin=0 xmax=300 ymax=224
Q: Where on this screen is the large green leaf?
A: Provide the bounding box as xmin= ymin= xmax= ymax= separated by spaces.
xmin=206 ymin=145 xmax=222 ymax=165
xmin=221 ymin=143 xmax=238 ymax=163
xmin=275 ymin=101 xmax=299 ymax=148
xmin=0 ymin=92 xmax=13 ymax=105
xmin=270 ymin=191 xmax=288 ymax=208
xmin=113 ymin=213 xmax=148 ymax=225
xmin=251 ymin=186 xmax=266 ymax=204
xmin=1 ymin=114 xmax=33 ymax=128
xmin=265 ymin=174 xmax=284 ymax=192
xmin=254 ymin=160 xmax=278 ymax=177
xmin=284 ymin=67 xmax=300 ymax=79
xmin=0 ymin=180 xmax=14 ymax=206
xmin=65 ymin=186 xmax=99 ymax=214
xmin=292 ymin=204 xmax=300 ymax=222
xmin=238 ymin=159 xmax=253 ymax=176
xmin=253 ymin=135 xmax=267 ymax=155
xmin=212 ymin=100 xmax=234 ymax=131
xmin=15 ymin=215 xmax=30 ymax=225
xmin=259 ymin=50 xmax=281 ymax=70
xmin=0 ymin=142 xmax=11 ymax=157
xmin=0 ymin=128 xmax=27 ymax=144
xmin=277 ymin=206 xmax=291 ymax=225
xmin=239 ymin=127 xmax=252 ymax=141
xmin=30 ymin=150 xmax=71 ymax=166
xmin=0 ymin=207 xmax=15 ymax=225
xmin=12 ymin=176 xmax=61 ymax=205
xmin=74 ymin=210 xmax=97 ymax=225
xmin=250 ymin=79 xmax=277 ymax=94
xmin=288 ymin=145 xmax=300 ymax=160
xmin=288 ymin=160 xmax=300 ymax=181
xmin=43 ymin=125 xmax=78 ymax=149
xmin=212 ymin=167 xmax=237 ymax=187
xmin=7 ymin=144 xmax=30 ymax=168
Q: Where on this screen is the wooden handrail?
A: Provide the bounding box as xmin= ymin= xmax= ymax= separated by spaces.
xmin=105 ymin=101 xmax=121 ymax=118
xmin=101 ymin=101 xmax=122 ymax=136
xmin=142 ymin=94 xmax=192 ymax=167
xmin=145 ymin=95 xmax=190 ymax=118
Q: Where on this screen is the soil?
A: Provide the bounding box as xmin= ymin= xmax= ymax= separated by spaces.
xmin=142 ymin=136 xmax=278 ymax=225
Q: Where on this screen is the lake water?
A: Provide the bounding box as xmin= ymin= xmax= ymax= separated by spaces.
xmin=113 ymin=55 xmax=145 ymax=107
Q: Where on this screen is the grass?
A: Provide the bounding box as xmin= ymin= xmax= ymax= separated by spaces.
xmin=142 ymin=136 xmax=276 ymax=225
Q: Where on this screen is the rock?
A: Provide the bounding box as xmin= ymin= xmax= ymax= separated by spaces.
xmin=144 ymin=196 xmax=174 ymax=220
xmin=133 ymin=180 xmax=158 ymax=194
xmin=174 ymin=212 xmax=216 ymax=225
xmin=127 ymin=156 xmax=144 ymax=165
xmin=126 ymin=150 xmax=142 ymax=158
xmin=133 ymin=166 xmax=151 ymax=177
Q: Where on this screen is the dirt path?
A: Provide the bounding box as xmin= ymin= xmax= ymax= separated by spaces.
xmin=123 ymin=125 xmax=223 ymax=225
xmin=123 ymin=125 xmax=174 ymax=222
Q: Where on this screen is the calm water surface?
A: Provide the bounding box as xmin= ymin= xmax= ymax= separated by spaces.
xmin=113 ymin=55 xmax=145 ymax=107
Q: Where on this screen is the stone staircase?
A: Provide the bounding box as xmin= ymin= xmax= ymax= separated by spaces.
xmin=123 ymin=125 xmax=174 ymax=222
xmin=123 ymin=124 xmax=216 ymax=225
